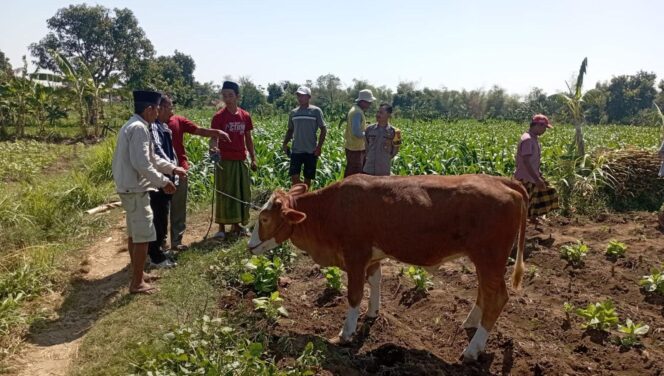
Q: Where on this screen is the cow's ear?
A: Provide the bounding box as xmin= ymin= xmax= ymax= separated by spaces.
xmin=282 ymin=208 xmax=307 ymax=224
xmin=288 ymin=184 xmax=308 ymax=196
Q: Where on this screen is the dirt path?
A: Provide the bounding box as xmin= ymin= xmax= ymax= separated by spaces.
xmin=10 ymin=213 xmax=131 ymax=376
xmin=8 ymin=209 xmax=215 ymax=376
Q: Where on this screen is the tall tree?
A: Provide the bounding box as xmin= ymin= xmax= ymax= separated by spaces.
xmin=0 ymin=49 xmax=11 ymax=77
xmin=238 ymin=77 xmax=267 ymax=113
xmin=606 ymin=71 xmax=657 ymax=123
xmin=30 ymin=4 xmax=154 ymax=86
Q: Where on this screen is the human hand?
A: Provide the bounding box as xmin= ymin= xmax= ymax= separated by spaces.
xmin=250 ymin=160 xmax=258 ymax=171
xmin=163 ymin=181 xmax=177 ymax=194
xmin=283 ymin=145 xmax=291 ymax=156
xmin=213 ymin=129 xmax=231 ymax=142
xmin=173 ymin=166 xmax=187 ymax=178
xmin=313 ymin=145 xmax=322 ymax=157
xmin=536 ymin=179 xmax=546 ymax=190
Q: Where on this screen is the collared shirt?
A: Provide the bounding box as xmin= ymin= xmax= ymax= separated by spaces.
xmin=112 ymin=114 xmax=175 ymax=193
xmin=363 ymin=123 xmax=399 ymax=176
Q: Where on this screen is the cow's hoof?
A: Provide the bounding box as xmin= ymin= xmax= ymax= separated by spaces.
xmin=329 ymin=335 xmax=352 ymax=346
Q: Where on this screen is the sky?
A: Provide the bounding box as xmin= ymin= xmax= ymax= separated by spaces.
xmin=2 ymin=0 xmax=663 ymax=96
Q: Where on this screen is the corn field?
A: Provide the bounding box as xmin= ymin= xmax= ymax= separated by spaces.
xmin=178 ymin=108 xmax=662 ymax=209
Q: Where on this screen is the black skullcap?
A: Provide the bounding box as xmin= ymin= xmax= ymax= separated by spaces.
xmin=132 ymin=90 xmax=162 ymax=105
xmin=221 ymin=81 xmax=240 ymax=94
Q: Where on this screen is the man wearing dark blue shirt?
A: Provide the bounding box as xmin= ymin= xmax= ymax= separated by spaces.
xmin=148 ymin=96 xmax=180 ymax=268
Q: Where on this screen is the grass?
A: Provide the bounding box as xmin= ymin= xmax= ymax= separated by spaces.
xmin=6 ymin=112 xmax=664 ymax=373
xmin=70 ymin=249 xmax=220 ymax=376
xmin=0 ymin=140 xmax=72 ymax=182
xmin=0 ymin=138 xmax=117 ymax=362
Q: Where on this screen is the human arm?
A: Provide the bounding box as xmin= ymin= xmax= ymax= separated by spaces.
xmin=390 ymin=129 xmax=401 ymax=158
xmin=521 ymin=154 xmax=546 ymax=188
xmin=283 ymin=114 xmax=294 ymax=155
xmin=351 ymin=112 xmax=364 ymax=138
xmin=314 ymin=109 xmax=326 ymax=156
xmin=245 ymin=130 xmax=257 ymax=171
xmin=128 ymin=124 xmax=173 ymax=188
xmin=195 ymin=127 xmax=231 ymax=142
xmin=209 ymin=115 xmax=221 ymax=155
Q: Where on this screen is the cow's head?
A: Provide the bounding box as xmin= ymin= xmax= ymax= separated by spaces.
xmin=248 ymin=184 xmax=308 ymax=255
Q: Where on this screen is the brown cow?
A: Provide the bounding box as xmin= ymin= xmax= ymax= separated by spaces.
xmin=248 ymin=174 xmax=527 ymax=361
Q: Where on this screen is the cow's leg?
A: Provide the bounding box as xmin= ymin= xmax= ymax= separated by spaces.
xmin=463 ymin=274 xmax=483 ymax=329
xmin=462 ymin=275 xmax=508 ymax=362
xmin=366 ymin=262 xmax=381 ymax=318
xmin=339 ymin=262 xmax=367 ymax=342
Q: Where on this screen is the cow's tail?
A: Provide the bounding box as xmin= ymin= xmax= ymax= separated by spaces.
xmin=507 ymin=179 xmax=528 ymax=290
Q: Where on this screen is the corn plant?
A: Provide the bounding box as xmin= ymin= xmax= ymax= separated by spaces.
xmin=605 ymin=240 xmax=627 ymax=259
xmin=560 ymin=241 xmax=589 ymax=266
xmin=617 ymin=319 xmax=649 ymax=348
xmin=639 ymin=266 xmax=664 ymax=295
xmin=252 ymin=291 xmax=288 ymax=322
xmin=241 ymin=256 xmax=284 ymax=295
xmin=322 ymin=267 xmax=343 ymax=291
xmin=405 ymin=266 xmax=433 ymax=292
xmin=575 ymin=300 xmax=619 ymax=331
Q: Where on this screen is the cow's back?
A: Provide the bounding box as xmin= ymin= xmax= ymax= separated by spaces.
xmin=328 ymin=174 xmax=525 ymax=266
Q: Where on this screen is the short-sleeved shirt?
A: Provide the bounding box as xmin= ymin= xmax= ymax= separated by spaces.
xmin=363 ymin=124 xmax=399 ymax=176
xmin=211 ymin=107 xmax=254 ymax=161
xmin=659 ymin=141 xmax=664 ymax=177
xmin=167 ymin=115 xmax=199 ymax=170
xmin=288 ymin=105 xmax=326 ymax=154
xmin=514 ymin=131 xmax=541 ymax=183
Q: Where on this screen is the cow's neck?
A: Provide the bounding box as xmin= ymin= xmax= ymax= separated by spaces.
xmin=288 ymin=191 xmax=343 ymax=268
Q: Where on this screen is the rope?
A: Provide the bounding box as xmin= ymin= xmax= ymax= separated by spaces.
xmin=203 ymin=158 xmax=262 ymax=240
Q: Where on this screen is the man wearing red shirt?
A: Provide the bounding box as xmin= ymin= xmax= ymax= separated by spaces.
xmin=161 ymin=96 xmax=230 ymax=250
xmin=209 ymin=81 xmax=258 ymax=238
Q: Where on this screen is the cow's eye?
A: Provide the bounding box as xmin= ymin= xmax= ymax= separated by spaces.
xmin=261 ymin=217 xmax=268 ymax=224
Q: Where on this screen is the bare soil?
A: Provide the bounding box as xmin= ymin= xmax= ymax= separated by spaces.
xmin=8 ymin=211 xmax=664 ymax=376
xmin=264 ymin=212 xmax=664 ymax=375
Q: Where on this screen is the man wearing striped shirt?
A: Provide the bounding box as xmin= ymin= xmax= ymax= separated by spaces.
xmin=282 ymin=86 xmax=327 ymax=187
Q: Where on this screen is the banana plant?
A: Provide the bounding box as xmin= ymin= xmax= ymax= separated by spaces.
xmin=48 ymin=50 xmax=122 ymax=137
xmin=49 ymin=50 xmax=91 ymax=136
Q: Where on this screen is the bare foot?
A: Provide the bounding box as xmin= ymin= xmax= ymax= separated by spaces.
xmin=130 ymin=282 xmax=158 ymax=295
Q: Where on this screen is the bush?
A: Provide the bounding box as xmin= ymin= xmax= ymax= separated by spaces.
xmin=322 ymin=267 xmax=343 ymax=292
xmin=640 ymin=266 xmax=664 ymax=294
xmin=617 ymin=319 xmax=649 ymax=348
xmin=605 ymin=240 xmax=627 ymax=259
xmin=241 ymin=256 xmax=284 ymax=295
xmin=560 ymin=241 xmax=589 ymax=266
xmin=404 ymin=266 xmax=433 ymax=292
xmin=132 ymin=315 xmax=321 ymax=376
xmin=575 ymin=300 xmax=619 ymax=331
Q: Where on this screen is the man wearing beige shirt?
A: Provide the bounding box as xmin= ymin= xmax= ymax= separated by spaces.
xmin=112 ymin=90 xmax=186 ymax=294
